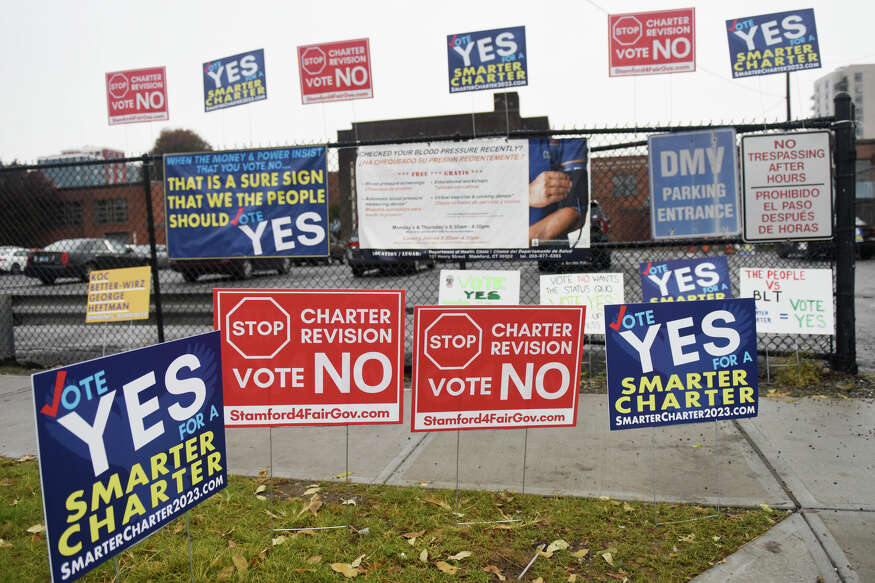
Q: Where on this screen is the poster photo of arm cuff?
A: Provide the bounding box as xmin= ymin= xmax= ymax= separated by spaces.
xmin=528 ymin=138 xmax=590 ymax=247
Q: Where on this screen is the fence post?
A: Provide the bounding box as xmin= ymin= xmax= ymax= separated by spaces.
xmin=832 ymin=92 xmax=857 ymax=373
xmin=142 ymin=155 xmax=165 ymax=344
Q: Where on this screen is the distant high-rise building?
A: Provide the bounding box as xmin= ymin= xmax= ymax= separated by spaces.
xmin=37 ymin=147 xmax=141 ymax=188
xmin=811 ymin=64 xmax=874 ymax=140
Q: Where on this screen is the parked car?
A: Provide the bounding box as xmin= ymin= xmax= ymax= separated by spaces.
xmin=169 ymin=256 xmax=292 ymax=282
xmin=23 ymin=238 xmax=148 ymax=285
xmin=775 ymin=217 xmax=873 ymax=260
xmin=537 ymin=200 xmax=612 ymax=272
xmin=0 ymin=246 xmax=29 ymax=274
xmin=346 ymin=230 xmax=435 ymax=277
xmin=126 ymin=244 xmax=169 ymax=269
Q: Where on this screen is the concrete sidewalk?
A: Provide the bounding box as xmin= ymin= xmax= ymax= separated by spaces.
xmin=2 ymin=374 xmax=871 ymax=582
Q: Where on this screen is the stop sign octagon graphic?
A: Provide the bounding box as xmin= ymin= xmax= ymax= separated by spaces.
xmin=225 ymin=297 xmax=291 ymax=359
xmin=423 ymin=313 xmax=482 ymax=370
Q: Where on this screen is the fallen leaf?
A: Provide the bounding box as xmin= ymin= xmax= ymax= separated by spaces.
xmin=303 ymin=486 xmax=322 ymax=496
xmin=538 ymin=550 xmax=554 ymax=559
xmin=570 ymin=549 xmax=589 ymax=559
xmin=331 ymin=563 xmax=359 ymax=578
xmin=17 ymin=455 xmax=35 ymax=462
xmin=255 ymin=495 xmax=267 ymax=501
xmin=26 ymin=524 xmax=44 ymax=534
xmin=255 ymin=485 xmax=267 ymax=494
xmin=232 ymin=552 xmax=248 ymax=575
xmin=423 ymin=494 xmax=453 ymax=511
xmin=601 ymin=552 xmax=614 ymax=566
xmin=448 ymin=551 xmax=472 ymax=561
xmin=436 ymin=561 xmax=458 ymax=574
xmin=258 ymin=470 xmax=268 ymax=477
xmin=297 ymin=529 xmax=316 ymax=535
xmin=265 ymin=510 xmax=280 ymax=519
xmin=419 ymin=549 xmax=428 ymax=563
xmin=568 ymin=575 xmax=580 ymax=582
xmin=546 ymin=539 xmax=569 ymax=553
xmin=623 ymin=502 xmax=634 ymax=512
xmin=10 ymin=499 xmax=18 ymax=507
xmin=760 ymin=503 xmax=773 ymax=512
xmin=173 ymin=522 xmax=184 ymax=534
xmin=297 ymin=494 xmax=323 ymax=517
xmin=0 ymin=539 xmax=12 ymax=549
xmin=271 ymin=535 xmax=287 ymax=546
xmin=483 ymin=565 xmax=506 ymax=580
xmin=692 ymin=443 xmax=703 ymax=448
xmin=408 ymin=538 xmax=416 ymax=547
xmin=599 ymin=495 xmax=611 ymax=501
xmin=216 ymin=565 xmax=235 ymax=580
xmin=417 ymin=481 xmax=429 ymax=487
xmin=533 ymin=578 xmax=544 ymax=583
xmin=402 ymin=529 xmax=426 ymax=539
xmin=678 ymin=534 xmax=696 ymax=543
xmin=351 ymin=554 xmax=366 ymax=568
xmin=342 ymin=498 xmax=357 ymax=506
xmin=307 ymin=555 xmax=322 ymax=564
xmin=0 ymin=478 xmax=14 ymax=486
xmin=334 ymin=471 xmax=352 ymax=479
xmin=712 ymin=535 xmax=721 ymax=542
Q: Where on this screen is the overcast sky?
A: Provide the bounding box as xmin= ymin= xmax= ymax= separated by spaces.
xmin=2 ymin=0 xmax=872 ymax=164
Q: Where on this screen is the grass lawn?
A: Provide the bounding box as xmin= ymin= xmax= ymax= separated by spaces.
xmin=0 ymin=456 xmax=785 ymax=582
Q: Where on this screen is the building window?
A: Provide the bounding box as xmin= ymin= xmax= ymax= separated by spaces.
xmin=857 ymin=160 xmax=873 ymax=198
xmin=95 ymin=198 xmax=128 ymax=224
xmin=611 ymin=172 xmax=638 ymax=197
xmin=855 ymin=72 xmax=863 ymax=82
xmin=51 ymin=202 xmax=82 ymax=227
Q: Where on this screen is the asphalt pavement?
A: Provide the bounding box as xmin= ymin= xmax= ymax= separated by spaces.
xmin=1 ymin=374 xmax=871 ymax=582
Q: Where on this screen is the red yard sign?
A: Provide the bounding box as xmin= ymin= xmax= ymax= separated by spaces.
xmin=214 ymin=289 xmax=405 ymax=427
xmin=297 ymin=38 xmax=373 ymax=104
xmin=608 ymin=8 xmax=696 ymax=77
xmin=412 ymin=306 xmax=585 ymax=432
xmin=105 ymin=66 xmax=169 ymax=125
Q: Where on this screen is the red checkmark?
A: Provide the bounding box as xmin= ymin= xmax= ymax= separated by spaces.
xmin=608 ymin=305 xmax=627 ymax=331
xmin=230 ymin=207 xmax=244 ymax=226
xmin=39 ymin=370 xmax=66 ymax=418
xmin=642 ymin=262 xmax=652 ymax=276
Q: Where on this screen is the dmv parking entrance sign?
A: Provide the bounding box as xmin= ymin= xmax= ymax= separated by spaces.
xmin=649 ymin=129 xmax=741 ymax=239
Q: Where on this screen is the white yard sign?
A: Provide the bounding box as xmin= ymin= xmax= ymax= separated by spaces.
xmin=739 ymin=267 xmax=833 ymax=335
xmin=539 ymin=272 xmax=624 ymax=334
xmin=742 ymin=131 xmax=832 ymax=242
xmin=438 ymin=269 xmax=520 ymax=305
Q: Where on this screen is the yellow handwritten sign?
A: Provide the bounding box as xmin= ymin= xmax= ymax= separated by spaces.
xmin=86 ymin=266 xmax=151 ymax=323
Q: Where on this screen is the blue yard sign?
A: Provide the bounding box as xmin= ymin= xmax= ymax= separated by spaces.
xmin=32 ymin=332 xmax=227 ymax=582
xmin=640 ymin=256 xmax=733 ymax=302
xmin=726 ymin=9 xmax=820 ymax=78
xmin=648 ymin=129 xmax=740 ymax=239
xmin=164 ymin=146 xmax=329 ymax=259
xmin=447 ymin=26 xmax=528 ymax=93
xmin=605 ymin=299 xmax=758 ymax=430
xmin=203 ymin=48 xmax=267 ymax=112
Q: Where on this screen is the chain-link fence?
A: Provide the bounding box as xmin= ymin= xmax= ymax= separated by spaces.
xmin=0 ymin=112 xmax=856 ymax=379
